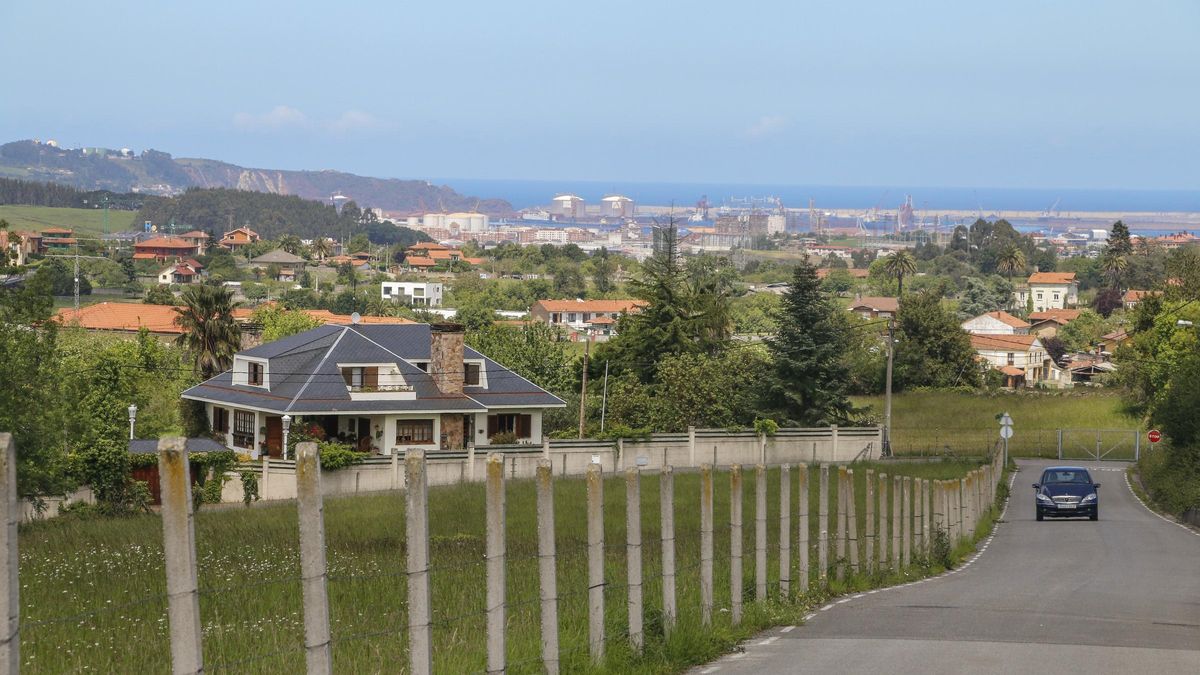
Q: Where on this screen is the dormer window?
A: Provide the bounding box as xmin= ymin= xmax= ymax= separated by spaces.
xmin=342 ymin=366 xmax=378 ymax=392
xmin=465 ymin=363 xmax=481 ymax=386
xmin=248 ymin=362 xmax=264 ymax=386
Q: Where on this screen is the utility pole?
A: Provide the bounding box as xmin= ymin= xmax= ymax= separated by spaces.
xmin=578 ymin=337 xmax=591 ymax=439
xmin=883 ymin=318 xmax=895 ymax=457
xmin=599 ymin=360 xmax=610 ymax=433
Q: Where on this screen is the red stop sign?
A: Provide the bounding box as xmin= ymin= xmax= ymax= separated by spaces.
xmin=1148 ymin=430 xmax=1162 ymax=443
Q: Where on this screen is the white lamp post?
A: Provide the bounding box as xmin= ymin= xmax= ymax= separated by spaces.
xmin=128 ymin=404 xmax=138 ymax=441
xmin=281 ymin=414 xmax=292 ymax=460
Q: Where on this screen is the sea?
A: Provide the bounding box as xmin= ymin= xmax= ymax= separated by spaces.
xmin=433 ymin=178 xmax=1200 ymax=216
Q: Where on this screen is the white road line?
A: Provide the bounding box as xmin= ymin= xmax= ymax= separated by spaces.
xmin=700 ymin=667 xmax=720 ymax=674
xmin=1124 ymin=471 xmax=1200 ymax=538
xmin=757 ymin=636 xmax=779 ymax=646
xmin=780 ymin=625 xmax=796 ymax=633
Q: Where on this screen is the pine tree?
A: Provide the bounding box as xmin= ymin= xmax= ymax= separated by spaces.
xmin=1107 ymin=220 xmax=1133 ymax=257
xmin=763 ymin=261 xmax=853 ymax=425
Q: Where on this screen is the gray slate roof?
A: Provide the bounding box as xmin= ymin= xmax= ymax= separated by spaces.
xmin=250 ymin=249 xmax=307 ymax=265
xmin=182 ymin=323 xmax=565 ymax=414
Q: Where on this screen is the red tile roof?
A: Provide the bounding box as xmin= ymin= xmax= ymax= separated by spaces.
xmin=533 ymin=299 xmax=646 ymax=313
xmin=847 ymin=297 xmax=899 ymax=313
xmin=999 ymin=365 xmax=1025 ymax=376
xmin=978 ymin=311 xmax=1030 ymax=328
xmin=1122 ymin=290 xmax=1157 ymax=303
xmin=970 ymin=333 xmax=1040 ymax=351
xmin=54 ymin=302 xmax=183 ymax=334
xmin=1028 ymin=272 xmax=1077 ymax=285
xmin=1028 ymin=309 xmax=1082 ymax=324
xmin=135 ymin=236 xmax=197 ymax=250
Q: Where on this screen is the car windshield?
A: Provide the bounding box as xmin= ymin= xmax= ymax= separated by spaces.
xmin=1042 ymin=470 xmax=1092 ymax=484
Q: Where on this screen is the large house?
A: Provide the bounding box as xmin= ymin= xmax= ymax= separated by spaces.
xmin=530 ymin=299 xmax=645 ymax=340
xmin=157 ymin=259 xmax=204 ymax=285
xmin=134 ymin=236 xmax=204 ymax=261
xmin=1014 ymin=272 xmax=1078 ymax=312
xmin=1026 ymin=309 xmax=1082 ymax=337
xmin=847 ymin=296 xmax=899 ymax=320
xmin=381 ymin=281 xmax=443 ymax=307
xmin=961 ymin=311 xmax=1029 ymax=335
xmin=250 ymin=249 xmax=307 ymax=282
xmin=970 ymin=333 xmax=1065 ymax=388
xmin=219 ymin=226 xmax=261 ymax=251
xmin=181 ymin=323 xmax=565 ymax=458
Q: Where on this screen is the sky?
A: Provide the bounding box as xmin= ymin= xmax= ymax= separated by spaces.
xmin=2 ymin=0 xmax=1199 ymax=190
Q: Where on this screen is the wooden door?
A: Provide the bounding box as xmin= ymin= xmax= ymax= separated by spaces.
xmin=266 ymin=416 xmax=282 ymax=458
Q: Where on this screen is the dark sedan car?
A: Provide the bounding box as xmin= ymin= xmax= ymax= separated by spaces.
xmin=1034 ymin=466 xmax=1100 ymax=521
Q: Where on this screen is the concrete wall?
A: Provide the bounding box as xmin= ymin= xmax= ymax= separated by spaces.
xmin=222 ymin=426 xmax=882 ymax=504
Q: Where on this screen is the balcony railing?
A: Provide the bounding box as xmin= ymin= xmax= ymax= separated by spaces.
xmin=347 ymin=384 xmax=414 ymax=393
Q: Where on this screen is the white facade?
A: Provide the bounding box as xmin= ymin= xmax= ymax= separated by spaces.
xmin=961 ymin=313 xmax=1029 ymax=335
xmin=405 ymin=213 xmax=489 ymax=233
xmin=1015 ymin=282 xmax=1078 ymax=312
xmin=381 ymin=281 xmax=443 ymax=307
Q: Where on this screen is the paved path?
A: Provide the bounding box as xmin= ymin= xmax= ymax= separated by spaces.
xmin=696 ymin=459 xmax=1200 ymax=674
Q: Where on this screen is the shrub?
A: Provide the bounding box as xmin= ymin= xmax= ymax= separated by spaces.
xmin=318 ymin=441 xmax=366 ymax=470
xmin=240 ymin=470 xmax=260 ymax=506
xmin=489 ymin=431 xmax=518 ymax=445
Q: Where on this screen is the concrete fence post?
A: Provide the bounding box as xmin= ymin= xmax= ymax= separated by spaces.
xmin=617 ymin=438 xmax=625 ymax=469
xmin=797 ymin=465 xmax=810 ymax=592
xmin=688 ymin=426 xmax=697 ymax=468
xmin=391 ymin=449 xmax=401 ymax=489
xmin=902 ymin=477 xmax=912 ymax=568
xmin=295 ymin=443 xmax=333 ymax=675
xmin=0 ymin=434 xmax=19 ymax=675
xmin=891 ymin=475 xmax=901 ymax=572
xmin=779 ymin=464 xmax=791 ymax=597
xmin=486 ymin=454 xmax=507 ymax=674
xmin=846 ymin=468 xmax=860 ymax=575
xmin=922 ymin=479 xmax=931 ymax=556
xmin=700 ymin=464 xmax=714 ymax=626
xmin=835 ymin=466 xmax=847 ymax=581
xmin=660 ymin=467 xmax=677 ymax=634
xmin=261 ymin=456 xmax=270 ymax=500
xmin=755 ymin=464 xmax=767 ymax=602
xmin=406 ymin=449 xmax=432 ymax=675
xmin=535 ymin=460 xmax=559 ymax=675
xmin=730 ymin=465 xmax=744 ymax=626
xmin=158 ymin=437 xmax=204 ymax=675
xmin=818 ymin=464 xmax=830 ymax=583
xmin=542 ymin=436 xmax=551 ymax=461
xmin=831 ymin=425 xmax=839 ymax=460
xmin=864 ymin=468 xmax=875 ymax=574
xmin=586 ymin=462 xmax=605 ymax=663
xmin=956 ymin=478 xmax=965 ymax=543
xmin=878 ymin=473 xmax=889 ymax=570
xmin=625 ymin=468 xmax=644 ymax=653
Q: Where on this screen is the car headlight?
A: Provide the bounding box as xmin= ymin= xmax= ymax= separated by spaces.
xmin=1082 ymin=493 xmax=1097 ymax=502
xmin=1036 ymin=493 xmax=1052 ymax=502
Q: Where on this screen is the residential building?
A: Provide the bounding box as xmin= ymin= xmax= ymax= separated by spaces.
xmin=847 ymin=296 xmax=899 ymax=320
xmin=382 ymin=281 xmax=443 ymax=307
xmin=134 ymin=236 xmax=204 ymax=261
xmin=1027 ymin=309 xmax=1082 ymax=338
xmin=178 ymin=230 xmax=210 ymax=253
xmin=1099 ymin=329 xmax=1129 ymax=353
xmin=530 ymin=299 xmax=645 ymax=340
xmin=0 ymin=229 xmax=28 ymax=266
xmin=961 ymin=311 xmax=1030 ymax=335
xmin=181 ymin=323 xmax=565 ymax=458
xmin=969 ymin=333 xmax=1065 ymax=388
xmin=1122 ymin=290 xmax=1157 ymax=309
xmin=250 ymin=250 xmax=307 ymax=282
xmin=157 ymin=260 xmax=204 ymax=285
xmin=39 ymin=228 xmax=76 ymax=253
xmin=1013 ymin=272 xmax=1078 ymax=312
xmin=218 ymin=226 xmax=261 ymax=251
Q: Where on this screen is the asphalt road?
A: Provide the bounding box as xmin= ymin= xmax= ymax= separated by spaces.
xmin=696 ymin=459 xmax=1200 ymax=675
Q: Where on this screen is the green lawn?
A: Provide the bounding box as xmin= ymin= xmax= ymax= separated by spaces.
xmin=20 ymin=459 xmax=990 ymax=673
xmin=0 ymin=205 xmax=136 ymax=237
xmin=854 ymin=391 xmax=1142 ymax=458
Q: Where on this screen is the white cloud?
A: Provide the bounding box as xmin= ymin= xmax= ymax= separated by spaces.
xmin=743 ymin=115 xmax=788 ymax=140
xmin=232 ymin=105 xmax=310 ymax=131
xmin=328 ymin=110 xmax=381 ymax=134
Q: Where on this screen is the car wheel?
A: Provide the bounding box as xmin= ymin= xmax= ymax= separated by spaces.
xmin=1090 ymin=510 xmax=1098 ymax=521
xmin=1036 ymin=511 xmax=1044 ymax=521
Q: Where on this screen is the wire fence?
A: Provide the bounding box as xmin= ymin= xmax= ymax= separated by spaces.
xmin=3 ymin=433 xmax=1005 ymax=674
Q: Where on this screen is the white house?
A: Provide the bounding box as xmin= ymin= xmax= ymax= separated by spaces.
xmin=1014 ymin=272 xmax=1078 ymax=313
xmin=961 ymin=311 xmax=1030 ymax=335
xmin=181 ymin=323 xmax=565 ymax=458
xmin=970 ymin=333 xmax=1066 ymax=389
xmin=156 ymin=260 xmax=203 ymax=285
xmin=381 ymin=281 xmax=443 ymax=307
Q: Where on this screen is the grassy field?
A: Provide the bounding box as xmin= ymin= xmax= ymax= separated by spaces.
xmin=854 ymin=391 xmax=1142 ymax=458
xmin=0 ymin=205 xmax=136 ymax=237
xmin=20 ymin=459 xmax=993 ymax=673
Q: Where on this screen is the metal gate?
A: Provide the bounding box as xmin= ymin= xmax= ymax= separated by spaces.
xmin=1056 ymin=429 xmax=1141 ymax=462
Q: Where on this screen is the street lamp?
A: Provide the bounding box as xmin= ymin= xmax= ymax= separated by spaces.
xmin=128 ymin=404 xmax=138 ymax=441
xmin=281 ymin=414 xmax=292 ymax=460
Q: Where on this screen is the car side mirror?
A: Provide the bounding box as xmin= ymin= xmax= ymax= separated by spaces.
xmin=1032 ymin=483 xmax=1040 ymax=489
xmin=1094 ymin=483 xmax=1101 ymax=489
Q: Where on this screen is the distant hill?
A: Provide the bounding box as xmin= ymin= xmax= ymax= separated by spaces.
xmin=0 ymin=140 xmax=514 ymax=215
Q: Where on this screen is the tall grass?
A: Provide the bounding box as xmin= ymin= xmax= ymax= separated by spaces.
xmin=0 ymin=205 xmax=136 ymax=236
xmin=854 ymin=391 xmax=1141 ymax=458
xmin=20 ymin=459 xmax=991 ymax=673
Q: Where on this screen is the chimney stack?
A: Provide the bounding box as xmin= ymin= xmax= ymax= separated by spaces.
xmin=429 ymin=323 xmax=465 ymax=395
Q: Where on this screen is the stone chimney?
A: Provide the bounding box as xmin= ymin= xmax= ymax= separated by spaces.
xmin=429 ymin=323 xmax=465 ymax=395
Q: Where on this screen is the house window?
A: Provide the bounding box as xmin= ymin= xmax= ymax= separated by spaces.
xmin=212 ymin=407 xmax=229 ymax=434
xmin=382 ymin=286 xmax=392 ymax=296
xmin=568 ymin=313 xmax=577 ymax=322
xmin=1036 ymin=292 xmax=1043 ymax=300
xmin=414 ymin=362 xmax=429 ymax=372
xmin=1053 ymin=293 xmax=1060 ymax=301
xmin=487 ymin=413 xmax=532 ymax=439
xmin=233 ymin=410 xmax=255 ymax=448
xmin=464 ymin=362 xmax=481 ymax=386
xmin=341 ymin=367 xmax=379 ymax=391
xmin=248 ymin=362 xmax=264 ymax=386
xmin=1007 ymin=353 xmax=1015 ymax=366
xmin=551 ymin=313 xmax=561 ymax=323
xmin=396 ymin=419 xmax=434 ymax=445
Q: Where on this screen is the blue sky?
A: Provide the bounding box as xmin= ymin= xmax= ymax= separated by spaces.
xmin=2 ymin=0 xmax=1198 ymax=189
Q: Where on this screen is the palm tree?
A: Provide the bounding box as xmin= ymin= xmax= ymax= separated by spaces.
xmin=996 ymin=245 xmax=1026 ymax=280
xmin=1100 ymin=252 xmax=1128 ymax=290
xmin=309 ymin=237 xmax=332 ymax=262
xmin=882 ymin=249 xmax=918 ymax=296
xmin=278 ymin=235 xmax=303 ymax=256
xmin=175 ymin=285 xmax=242 ymax=379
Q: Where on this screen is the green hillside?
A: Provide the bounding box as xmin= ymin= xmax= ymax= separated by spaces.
xmin=0 ymin=205 xmax=136 ymax=236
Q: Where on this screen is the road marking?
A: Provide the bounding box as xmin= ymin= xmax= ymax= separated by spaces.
xmin=700 ymin=667 xmax=720 ymax=674
xmin=780 ymin=625 xmax=796 ymax=633
xmin=1124 ymin=471 xmax=1200 ymax=538
xmin=757 ymin=636 xmax=779 ymax=646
